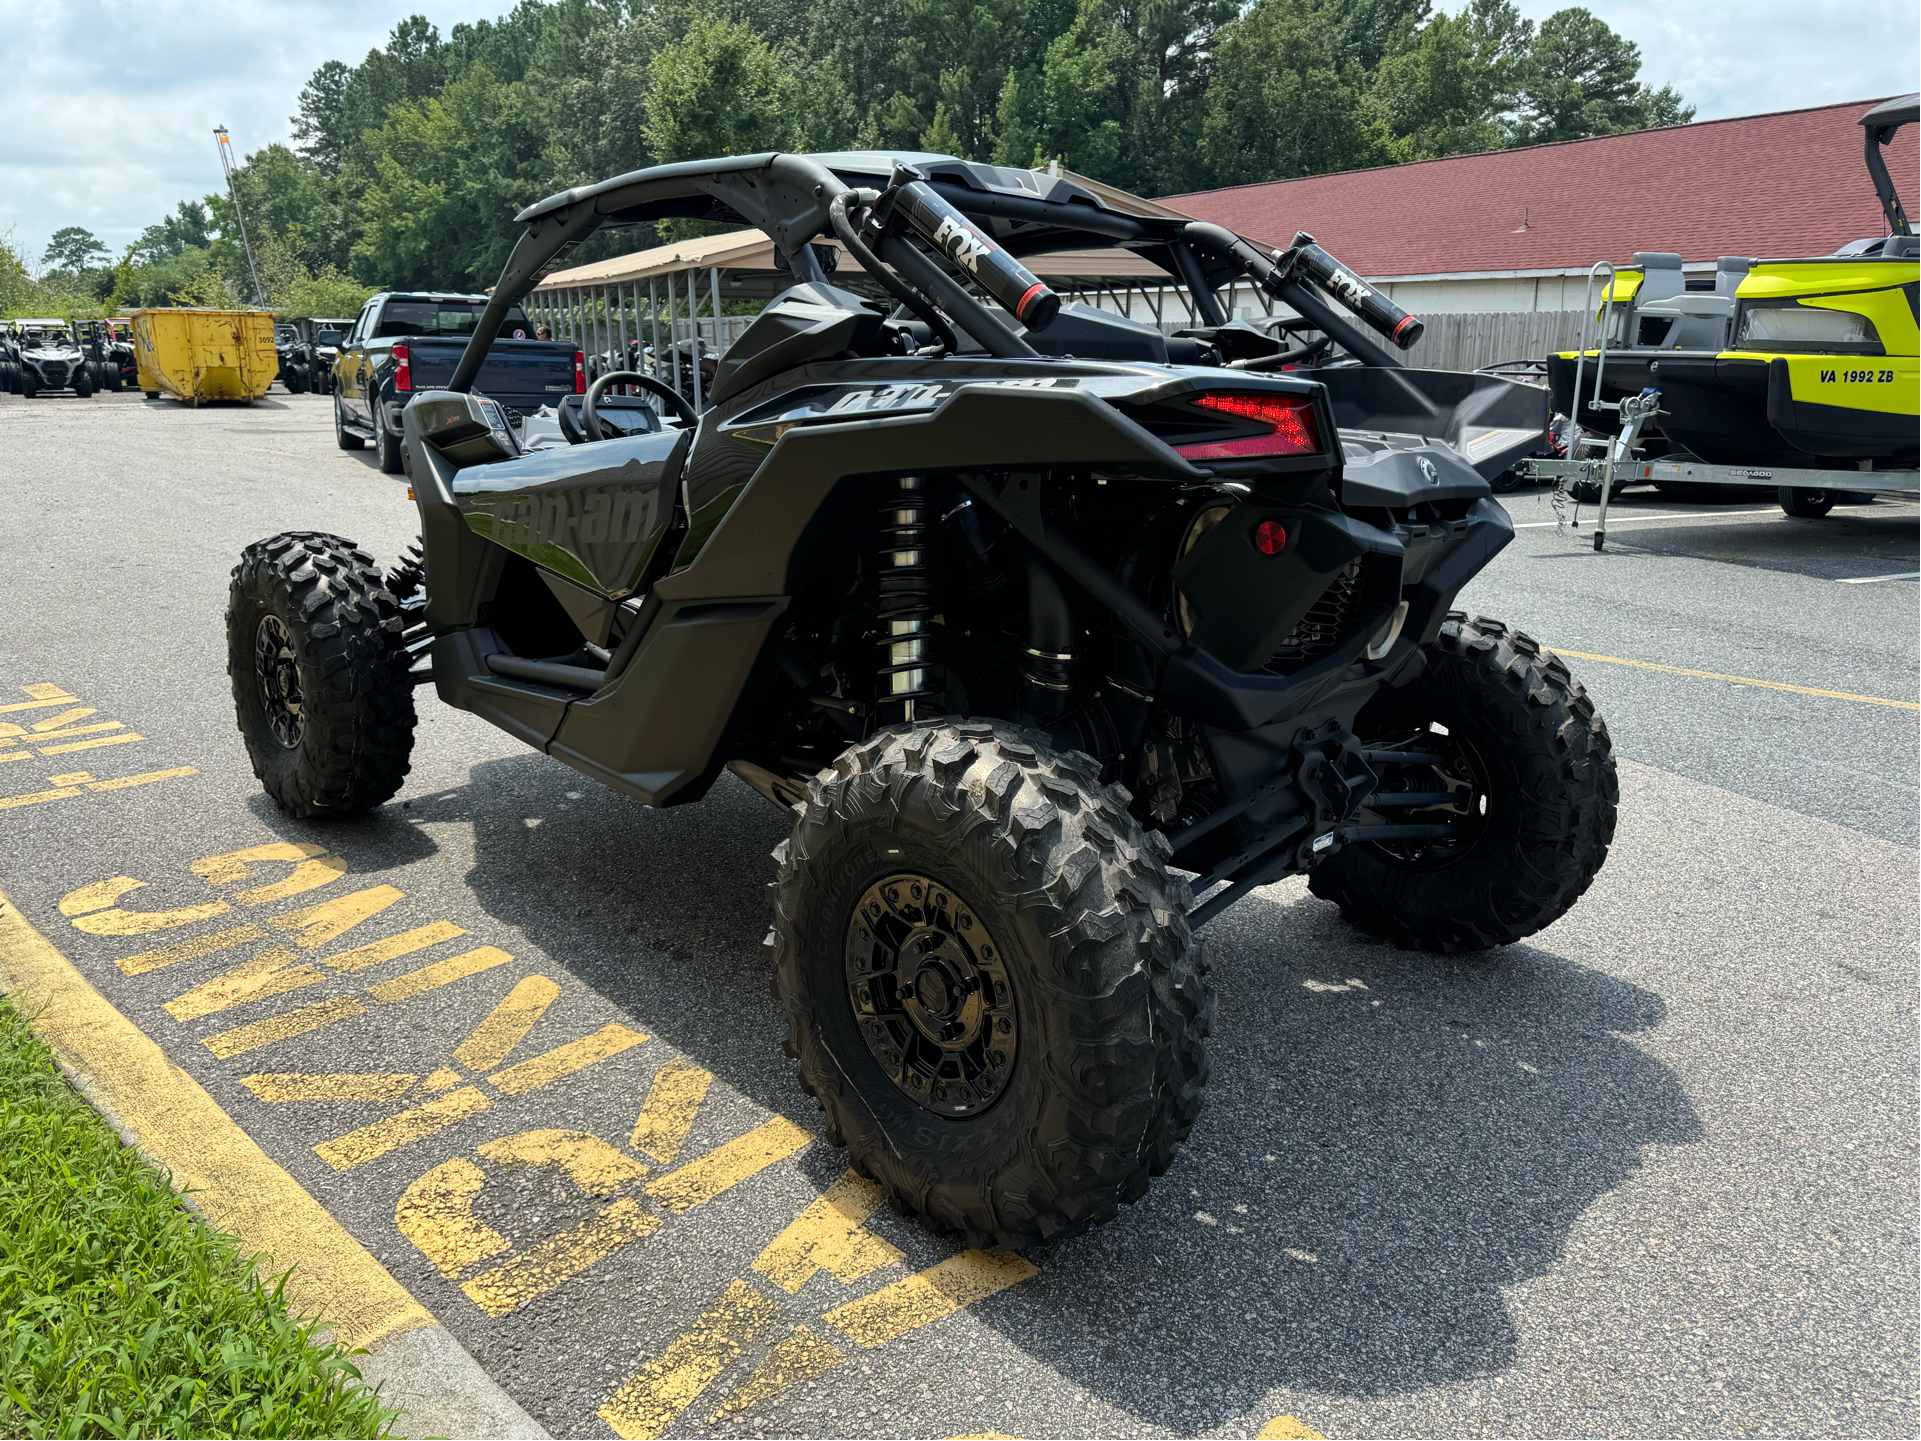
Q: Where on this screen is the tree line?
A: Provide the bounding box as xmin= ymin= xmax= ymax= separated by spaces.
xmin=10 ymin=0 xmax=1688 ymax=317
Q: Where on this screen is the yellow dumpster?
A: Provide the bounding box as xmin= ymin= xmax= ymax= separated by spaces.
xmin=131 ymin=308 xmax=278 ymax=404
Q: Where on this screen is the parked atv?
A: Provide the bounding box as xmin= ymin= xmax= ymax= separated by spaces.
xmin=74 ymin=320 xmax=129 ymax=392
xmin=9 ymin=319 xmax=94 ymax=397
xmin=228 ymin=152 xmax=1616 ymax=1248
xmin=274 ymin=325 xmax=311 ymax=393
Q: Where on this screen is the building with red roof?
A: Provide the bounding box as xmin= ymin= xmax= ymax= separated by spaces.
xmin=1163 ymin=97 xmax=1918 ymax=317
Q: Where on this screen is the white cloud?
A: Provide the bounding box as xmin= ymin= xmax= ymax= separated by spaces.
xmin=1504 ymin=0 xmax=1917 ymax=122
xmin=0 ymin=0 xmax=479 ymax=259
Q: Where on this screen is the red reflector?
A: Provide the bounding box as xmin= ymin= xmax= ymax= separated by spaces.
xmin=1176 ymin=392 xmax=1320 ymax=461
xmin=1253 ymin=520 xmax=1287 ymax=555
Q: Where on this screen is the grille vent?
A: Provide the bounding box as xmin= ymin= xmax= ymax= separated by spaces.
xmin=1266 ymin=560 xmax=1363 ymax=674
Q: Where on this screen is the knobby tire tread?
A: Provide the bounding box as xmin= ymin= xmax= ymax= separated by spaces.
xmin=1308 ymin=612 xmax=1618 ymax=953
xmin=226 ymin=531 xmax=416 ymax=818
xmin=770 ymin=718 xmax=1212 ymax=1249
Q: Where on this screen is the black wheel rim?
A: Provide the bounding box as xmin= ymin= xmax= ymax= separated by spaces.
xmin=844 ymin=873 xmax=1017 ymax=1117
xmin=1360 ymin=719 xmax=1491 ymax=867
xmin=254 ymin=613 xmax=304 ymax=749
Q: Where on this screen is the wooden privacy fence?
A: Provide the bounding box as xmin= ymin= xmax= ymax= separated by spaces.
xmin=1396 ymin=309 xmax=1588 ymax=371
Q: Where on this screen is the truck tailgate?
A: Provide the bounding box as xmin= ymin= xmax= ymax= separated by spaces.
xmin=410 ymin=340 xmax=577 ymax=404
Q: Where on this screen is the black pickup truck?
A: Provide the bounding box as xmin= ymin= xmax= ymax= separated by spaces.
xmin=333 ymin=291 xmax=580 ymax=472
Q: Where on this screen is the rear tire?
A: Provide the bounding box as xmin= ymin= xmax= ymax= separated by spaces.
xmin=377 ymin=423 xmax=405 ymax=475
xmin=1780 ymin=487 xmax=1834 ymax=518
xmin=1309 ymin=614 xmax=1617 ymax=952
xmin=334 ymin=395 xmax=365 ymax=450
xmin=772 ymin=719 xmax=1211 ymax=1247
xmin=226 ymin=532 xmax=416 ymax=818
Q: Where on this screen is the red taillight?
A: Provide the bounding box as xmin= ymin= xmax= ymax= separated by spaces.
xmin=1253 ymin=520 xmax=1288 ymax=555
xmin=1176 ymin=392 xmax=1320 ymax=461
xmin=392 ymin=343 xmax=411 ymax=392
xmin=574 ymin=350 xmax=586 ymax=394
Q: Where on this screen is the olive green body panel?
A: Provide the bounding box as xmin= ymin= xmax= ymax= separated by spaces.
xmin=453 ymin=430 xmax=692 ymax=597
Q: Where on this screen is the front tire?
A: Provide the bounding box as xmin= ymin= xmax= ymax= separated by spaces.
xmin=226 ymin=532 xmax=416 ymax=818
xmin=772 ymin=720 xmax=1211 ymax=1247
xmin=1309 ymin=614 xmax=1617 ymax=952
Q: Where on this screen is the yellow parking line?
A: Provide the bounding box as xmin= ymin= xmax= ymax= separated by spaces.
xmin=84 ymin=765 xmax=199 ymax=792
xmin=707 ymin=1325 xmax=848 ymax=1421
xmin=0 ymin=884 xmax=434 ymax=1351
xmin=367 ymin=945 xmax=513 ymax=1003
xmin=488 ymin=1022 xmax=648 ymax=1096
xmin=0 ymin=764 xmax=199 ymax=811
xmin=644 ymin=1115 xmax=810 ymax=1213
xmin=315 ymin=1084 xmax=493 ymax=1170
xmin=327 ymin=920 xmax=466 ymax=974
xmin=0 ymin=685 xmax=78 ymax=711
xmin=600 ymin=1280 xmax=781 ymax=1440
xmin=1550 ymin=647 xmax=1919 ymax=710
xmin=823 ymin=1249 xmax=1038 ymax=1349
xmin=0 ymin=782 xmax=88 ymax=810
xmin=36 ymin=732 xmax=143 ymax=756
xmin=752 ymin=1170 xmax=902 ymax=1294
xmin=119 ymin=924 xmax=266 ymax=976
xmin=4 ymin=721 xmax=126 ymax=744
xmin=242 ymin=1071 xmax=419 ymax=1102
xmin=461 ymin=1198 xmax=660 ymax=1317
xmin=454 ymin=974 xmax=559 ymax=1070
xmin=203 ymin=993 xmax=368 ymax=1058
xmin=628 ymin=1057 xmax=714 ymax=1164
xmin=25 ymin=706 xmax=96 ymax=732
xmin=164 ymin=945 xmax=322 ymax=1021
xmin=1258 ymin=1417 xmax=1326 ymax=1440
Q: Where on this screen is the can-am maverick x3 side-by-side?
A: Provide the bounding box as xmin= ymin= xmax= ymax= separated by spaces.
xmin=228 ymin=151 xmax=1616 ymax=1246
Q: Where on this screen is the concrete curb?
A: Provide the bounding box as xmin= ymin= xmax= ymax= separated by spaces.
xmin=358 ymin=1325 xmax=550 ymax=1439
xmin=0 ymin=888 xmax=548 ymax=1441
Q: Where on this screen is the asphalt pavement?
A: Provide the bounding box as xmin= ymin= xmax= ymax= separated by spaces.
xmin=0 ymin=389 xmax=1913 ymax=1439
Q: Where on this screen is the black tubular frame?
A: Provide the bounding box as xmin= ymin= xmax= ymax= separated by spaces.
xmin=448 ymin=150 xmax=1419 ymax=396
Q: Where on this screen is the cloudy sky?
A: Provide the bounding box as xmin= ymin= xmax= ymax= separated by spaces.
xmin=2 ymin=0 xmax=1915 ymax=262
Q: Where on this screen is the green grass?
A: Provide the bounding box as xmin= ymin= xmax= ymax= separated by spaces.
xmin=0 ymin=1000 xmax=399 ymax=1438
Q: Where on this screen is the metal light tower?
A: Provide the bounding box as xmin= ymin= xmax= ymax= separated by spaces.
xmin=214 ymin=126 xmax=268 ymax=308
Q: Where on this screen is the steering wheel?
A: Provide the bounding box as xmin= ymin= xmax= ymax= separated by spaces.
xmin=583 ymin=369 xmax=697 ymax=441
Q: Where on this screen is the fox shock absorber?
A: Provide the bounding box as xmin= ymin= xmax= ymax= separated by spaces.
xmin=877 ymin=477 xmax=934 ymax=724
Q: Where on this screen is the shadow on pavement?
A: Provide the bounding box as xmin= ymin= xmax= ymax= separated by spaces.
xmin=1598 ymin=506 xmax=1917 ymax=581
xmin=349 ymin=753 xmax=1705 ymax=1431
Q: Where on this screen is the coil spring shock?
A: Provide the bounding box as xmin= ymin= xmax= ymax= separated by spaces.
xmin=877 ymin=476 xmax=934 ymax=724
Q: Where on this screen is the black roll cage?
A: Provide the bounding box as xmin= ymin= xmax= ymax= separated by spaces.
xmin=449 ymin=150 xmax=1407 ymax=395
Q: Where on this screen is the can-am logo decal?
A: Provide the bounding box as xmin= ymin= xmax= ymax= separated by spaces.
xmin=481 ymin=485 xmax=659 ymax=549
